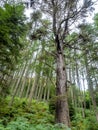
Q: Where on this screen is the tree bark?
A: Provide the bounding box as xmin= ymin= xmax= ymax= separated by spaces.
xmin=55 ymin=48 xmax=70 ymax=126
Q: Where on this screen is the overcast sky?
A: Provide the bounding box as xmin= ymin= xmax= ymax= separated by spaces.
xmin=25 ymin=1 xmax=98 ymax=23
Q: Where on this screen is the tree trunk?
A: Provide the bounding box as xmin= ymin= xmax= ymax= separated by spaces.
xmin=19 ymin=62 xmax=31 ymax=98
xmin=55 ymin=50 xmax=70 ymax=126
xmin=75 ymin=61 xmax=85 ymax=117
xmin=43 ymin=78 xmax=48 ymax=101
xmin=37 ymin=78 xmax=44 ymax=100
xmin=25 ymin=76 xmax=32 ymax=99
xmin=85 ymin=54 xmax=98 ymax=121
xmin=28 ymin=73 xmax=40 ymax=106
xmin=9 ymin=62 xmax=27 ymax=106
xmin=19 ymin=78 xmax=26 ymax=98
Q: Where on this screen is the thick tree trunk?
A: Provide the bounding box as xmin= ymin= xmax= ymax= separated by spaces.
xmin=55 ymin=51 xmax=70 ymax=126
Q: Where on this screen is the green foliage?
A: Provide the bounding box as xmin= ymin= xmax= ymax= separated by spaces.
xmin=0 ymin=118 xmax=71 ymax=130
xmin=0 ymin=97 xmax=54 ymax=124
xmin=94 ymin=13 xmax=98 ymax=30
xmin=0 ymin=3 xmax=28 ymax=96
xmin=49 ymin=97 xmax=56 ymax=115
xmin=95 ymin=92 xmax=98 ymax=105
xmin=65 ymin=32 xmax=78 ymax=44
xmin=71 ymin=112 xmax=98 ymax=130
xmin=68 ymin=102 xmax=75 ymax=121
xmin=0 ymin=97 xmax=71 ymax=130
xmin=0 ymin=3 xmax=27 ymax=68
xmin=31 ymin=10 xmax=42 ymax=22
xmin=84 ymin=91 xmax=92 ymax=109
xmin=1 ymin=96 xmax=98 ymax=130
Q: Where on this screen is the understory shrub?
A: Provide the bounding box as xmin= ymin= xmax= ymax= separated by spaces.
xmin=71 ymin=113 xmax=98 ymax=130
xmin=0 ymin=97 xmax=97 ymax=130
xmin=0 ymin=117 xmax=71 ymax=130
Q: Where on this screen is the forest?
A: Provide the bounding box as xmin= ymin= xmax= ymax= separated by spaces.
xmin=0 ymin=0 xmax=98 ymax=130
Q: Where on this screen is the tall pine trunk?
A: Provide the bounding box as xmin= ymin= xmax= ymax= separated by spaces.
xmin=55 ymin=39 xmax=70 ymax=126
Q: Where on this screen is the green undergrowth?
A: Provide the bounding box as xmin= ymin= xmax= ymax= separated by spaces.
xmin=0 ymin=97 xmax=70 ymax=130
xmin=0 ymin=117 xmax=70 ymax=130
xmin=71 ymin=112 xmax=98 ymax=130
xmin=0 ymin=97 xmax=98 ymax=130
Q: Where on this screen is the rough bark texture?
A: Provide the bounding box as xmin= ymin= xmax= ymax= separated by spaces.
xmin=55 ymin=46 xmax=70 ymax=126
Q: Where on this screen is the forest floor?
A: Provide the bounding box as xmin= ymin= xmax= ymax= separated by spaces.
xmin=0 ymin=97 xmax=98 ymax=130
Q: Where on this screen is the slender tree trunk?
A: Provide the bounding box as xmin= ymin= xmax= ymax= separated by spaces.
xmin=9 ymin=61 xmax=27 ymax=106
xmin=75 ymin=63 xmax=85 ymax=117
xmin=26 ymin=48 xmax=39 ymax=99
xmin=34 ymin=81 xmax=40 ymax=99
xmin=82 ymin=71 xmax=86 ymax=116
xmin=11 ymin=71 xmax=20 ymax=93
xmin=19 ymin=61 xmax=31 ymax=98
xmin=46 ymin=63 xmax=53 ymax=101
xmin=43 ymin=78 xmax=48 ymax=101
xmin=19 ymin=77 xmax=26 ymax=98
xmin=37 ymin=77 xmax=44 ymax=100
xmin=85 ymin=54 xmax=98 ymax=121
xmin=47 ymin=70 xmax=52 ymax=101
xmin=25 ymin=75 xmax=32 ymax=99
xmin=71 ymin=66 xmax=78 ymax=111
xmin=28 ymin=73 xmax=40 ymax=106
xmin=0 ymin=86 xmax=2 ymax=94
xmin=47 ymin=80 xmax=50 ymax=101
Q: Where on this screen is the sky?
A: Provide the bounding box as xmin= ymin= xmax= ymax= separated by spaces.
xmin=87 ymin=1 xmax=98 ymax=23
xmin=24 ymin=1 xmax=98 ymax=23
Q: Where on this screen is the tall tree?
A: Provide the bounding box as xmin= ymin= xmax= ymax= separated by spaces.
xmin=32 ymin=0 xmax=94 ymax=126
